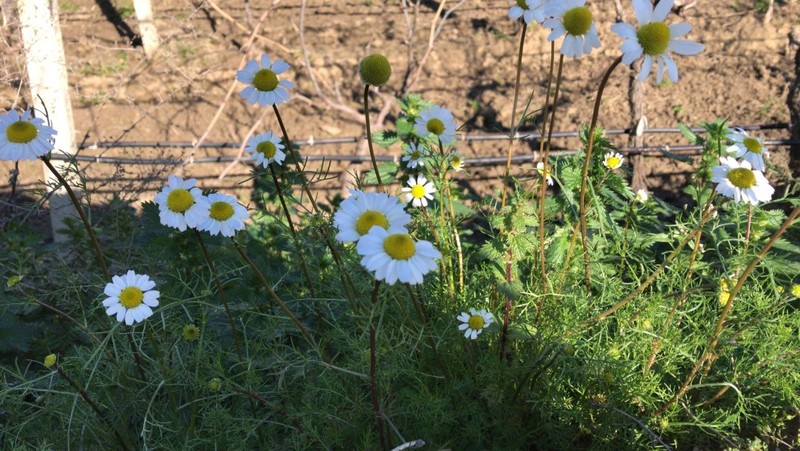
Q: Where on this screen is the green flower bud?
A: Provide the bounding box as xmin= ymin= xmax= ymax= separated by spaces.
xmin=359 ymin=54 xmax=392 ymax=87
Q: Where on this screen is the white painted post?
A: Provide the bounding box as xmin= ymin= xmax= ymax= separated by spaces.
xmin=133 ymin=0 xmax=159 ymax=58
xmin=17 ymin=0 xmax=79 ymax=241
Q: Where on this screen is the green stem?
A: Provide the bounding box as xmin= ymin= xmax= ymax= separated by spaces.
xmin=268 ymin=164 xmax=316 ymax=296
xmin=368 ymin=281 xmax=389 ymax=450
xmin=232 ymin=239 xmax=318 ymax=350
xmin=363 ymin=85 xmax=385 ymax=192
xmin=578 ymin=56 xmax=623 ymax=290
xmin=535 ymin=48 xmax=563 ymax=324
xmin=272 ymin=104 xmax=320 ymax=214
xmin=500 ymin=22 xmax=528 ymax=209
xmin=656 ymin=204 xmax=800 ymax=416
xmin=194 ymin=230 xmax=245 ymax=360
xmin=41 ymin=156 xmax=109 ymax=279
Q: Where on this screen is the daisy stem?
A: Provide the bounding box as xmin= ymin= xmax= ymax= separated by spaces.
xmin=40 ymin=156 xmax=110 ymax=280
xmin=53 ymin=363 xmax=132 ymax=451
xmin=125 ymin=331 xmax=147 ymax=381
xmin=368 ymin=280 xmax=389 ymax=451
xmin=500 ymin=22 xmax=527 ymax=209
xmin=405 ymin=284 xmax=449 ymax=380
xmin=232 ymin=239 xmax=319 ymax=351
xmin=535 ymin=47 xmax=563 ymax=325
xmin=272 ymin=104 xmax=320 ymax=214
xmin=617 ymin=203 xmax=635 ymax=277
xmin=268 ymin=164 xmax=316 ymax=296
xmin=420 ymin=206 xmax=454 ymax=306
xmin=571 ymin=195 xmax=717 ymax=336
xmin=443 ymin=173 xmax=464 ymax=293
xmin=363 ymin=85 xmax=385 ymax=192
xmin=578 ymin=56 xmax=623 ymax=290
xmin=745 ymin=204 xmax=753 ymax=244
xmin=193 ymin=229 xmax=245 ymax=362
xmin=656 ymin=204 xmax=800 ymax=416
xmin=187 ymin=309 xmax=207 ymax=440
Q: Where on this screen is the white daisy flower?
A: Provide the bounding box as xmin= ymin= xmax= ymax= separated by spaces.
xmin=543 ymin=0 xmax=601 ymax=58
xmin=603 ymin=152 xmax=624 ymax=169
xmin=635 ymin=188 xmax=648 ymax=203
xmin=246 ymin=131 xmax=286 ymax=167
xmin=414 ymin=105 xmax=457 ymax=146
xmin=356 ymin=226 xmax=441 ymax=285
xmin=197 ymin=193 xmax=249 ymax=237
xmin=102 ymin=270 xmax=159 ymax=326
xmin=610 ymin=0 xmax=704 ymax=84
xmin=0 ymin=109 xmax=57 ymax=161
xmin=711 ymin=156 xmax=774 ymax=205
xmin=448 ymin=150 xmax=465 ymax=172
xmin=536 ymin=161 xmax=553 ymax=186
xmin=726 ymin=128 xmax=769 ymax=172
xmin=509 ymin=0 xmax=547 ymax=25
xmin=153 ymin=176 xmax=210 ymax=232
xmin=402 ymin=175 xmax=437 ymax=208
xmin=401 ymin=142 xmax=428 ymax=169
xmin=457 ymin=308 xmax=493 ymax=340
xmin=333 ymin=190 xmax=412 ymax=243
xmin=236 ymin=54 xmax=294 ymax=106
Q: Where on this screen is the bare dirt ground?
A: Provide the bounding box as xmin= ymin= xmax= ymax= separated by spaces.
xmin=1 ymin=0 xmax=798 ymax=233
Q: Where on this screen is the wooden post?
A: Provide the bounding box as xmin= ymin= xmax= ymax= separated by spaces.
xmin=17 ymin=0 xmax=79 ymax=241
xmin=133 ymin=0 xmax=159 ymax=58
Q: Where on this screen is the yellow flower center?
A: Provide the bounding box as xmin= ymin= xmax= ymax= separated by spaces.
xmin=516 ymin=0 xmax=528 ymax=9
xmin=791 ymin=284 xmax=800 ymax=298
xmin=606 ymin=156 xmax=621 ymax=168
xmin=383 ymin=233 xmax=416 ymax=260
xmin=167 ymin=188 xmax=194 ymax=213
xmin=6 ymin=120 xmax=38 ymax=144
xmin=743 ymin=137 xmax=762 ymax=154
xmin=727 ymin=167 xmax=756 ymax=189
xmin=468 ymin=314 xmax=485 ymax=330
xmin=257 ymin=141 xmax=277 ymax=158
xmin=636 ymin=22 xmax=670 ymax=56
xmin=209 ymin=201 xmax=235 ymax=221
xmin=562 ymin=6 xmax=593 ymax=36
xmin=451 ymin=156 xmax=462 ymax=169
xmin=355 ymin=210 xmax=389 ymax=235
xmin=426 ymin=118 xmax=445 ymax=136
xmin=410 ymin=150 xmax=421 ymax=160
xmin=252 ymin=68 xmax=279 ymax=92
xmin=411 ymin=184 xmax=426 ymax=199
xmin=119 ymin=286 xmax=144 ymax=308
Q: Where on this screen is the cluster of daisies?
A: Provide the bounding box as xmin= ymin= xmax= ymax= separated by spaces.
xmin=399 ymin=103 xmax=464 ymax=208
xmin=712 ymin=128 xmax=774 ymax=205
xmin=102 ymin=175 xmax=250 ymax=326
xmin=510 ymin=0 xmax=704 ymax=84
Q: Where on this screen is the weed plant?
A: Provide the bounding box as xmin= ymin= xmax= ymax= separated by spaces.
xmin=2 ymin=1 xmax=800 ymax=449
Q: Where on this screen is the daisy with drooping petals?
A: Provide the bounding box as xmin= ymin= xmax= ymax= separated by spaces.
xmin=402 ymin=175 xmax=437 ymax=207
xmin=236 ymin=54 xmax=294 ymax=106
xmin=603 ymin=152 xmax=624 ymax=169
xmin=401 ymin=142 xmax=428 ymax=169
xmin=0 ymin=109 xmax=57 ymax=161
xmin=154 ymin=176 xmax=210 ymax=232
xmin=246 ymin=131 xmax=286 ymax=167
xmin=448 ymin=151 xmax=465 ymax=172
xmin=543 ymin=0 xmax=601 ymax=58
xmin=509 ymin=0 xmax=547 ymax=25
xmin=333 ymin=190 xmax=411 ymax=243
xmin=197 ymin=193 xmax=249 ymax=237
xmin=102 ymin=270 xmax=159 ymax=326
xmin=415 ymin=105 xmax=457 ymax=146
xmin=536 ymin=162 xmax=553 ymax=186
xmin=610 ymin=0 xmax=704 ymax=84
xmin=711 ymin=156 xmax=774 ymax=205
xmin=457 ymin=308 xmax=493 ymax=340
xmin=726 ymin=128 xmax=769 ymax=172
xmin=356 ymin=226 xmax=441 ymax=285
